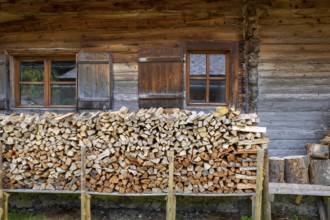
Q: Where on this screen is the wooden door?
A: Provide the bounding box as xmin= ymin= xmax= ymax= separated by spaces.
xmin=138 ymin=47 xmax=184 ymax=108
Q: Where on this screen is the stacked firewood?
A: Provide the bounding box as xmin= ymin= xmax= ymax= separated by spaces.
xmin=0 ymin=112 xmax=81 ymax=190
xmin=85 ymin=107 xmax=170 ymax=193
xmin=173 ymin=108 xmax=267 ymax=193
xmin=0 ymin=107 xmax=267 ymax=194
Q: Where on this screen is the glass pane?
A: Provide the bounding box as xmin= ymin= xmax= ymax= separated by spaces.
xmin=190 ymin=54 xmax=206 ymax=76
xmin=189 ymin=80 xmax=206 ymax=103
xmin=210 ymin=54 xmax=226 ymax=77
xmin=20 ymin=61 xmax=44 ymax=82
xmin=209 ymin=80 xmax=226 ymax=103
xmin=51 ymin=61 xmax=76 ymax=82
xmin=20 ymin=85 xmax=44 ymax=106
xmin=51 ymin=85 xmax=76 ymax=105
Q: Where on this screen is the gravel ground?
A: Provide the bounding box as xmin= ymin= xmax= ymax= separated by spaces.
xmin=10 ymin=207 xmax=318 ymax=220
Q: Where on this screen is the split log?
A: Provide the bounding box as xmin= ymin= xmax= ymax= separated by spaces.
xmin=306 ymin=144 xmax=329 ymax=159
xmin=269 ymin=157 xmax=285 ymax=183
xmin=309 ymin=159 xmax=330 ymax=186
xmin=284 ymin=156 xmax=309 ymax=184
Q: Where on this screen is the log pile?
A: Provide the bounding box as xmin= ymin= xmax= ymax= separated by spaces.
xmin=85 ymin=108 xmax=170 ymax=193
xmin=0 ymin=107 xmax=268 ymax=194
xmin=0 ymin=112 xmax=81 ymax=190
xmin=173 ymin=109 xmax=268 ymax=193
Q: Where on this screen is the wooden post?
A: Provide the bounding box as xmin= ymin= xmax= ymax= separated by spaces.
xmin=253 ymin=149 xmax=264 ymax=220
xmin=262 ymin=150 xmax=271 ymax=220
xmin=80 ymin=146 xmax=90 ymax=220
xmin=3 ymin=193 xmax=8 ymax=220
xmin=326 ymin=197 xmax=329 ymax=220
xmin=317 ymin=197 xmax=327 ymax=220
xmin=86 ymin=194 xmax=91 ymax=220
xmin=251 ymin=196 xmax=256 ymax=219
xmin=166 ymin=151 xmax=176 ymax=220
xmin=0 ymin=143 xmax=4 ymax=220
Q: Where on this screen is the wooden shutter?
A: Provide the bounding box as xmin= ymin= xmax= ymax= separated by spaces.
xmin=0 ymin=54 xmax=9 ymax=110
xmin=138 ymin=47 xmax=184 ymax=108
xmin=77 ymin=52 xmax=113 ymax=109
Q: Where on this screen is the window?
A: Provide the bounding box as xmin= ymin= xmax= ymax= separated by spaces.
xmin=187 ymin=51 xmax=229 ymax=105
xmin=185 ymin=42 xmax=238 ymax=107
xmin=15 ymin=57 xmax=76 ymax=107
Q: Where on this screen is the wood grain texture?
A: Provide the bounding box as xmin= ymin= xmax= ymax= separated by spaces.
xmin=77 ymin=52 xmax=113 ymax=109
xmin=0 ymin=55 xmax=8 ymax=110
xmin=257 ymin=1 xmax=330 ymax=156
xmin=138 ymin=47 xmax=184 ymax=108
xmin=309 ymin=159 xmax=330 ymax=186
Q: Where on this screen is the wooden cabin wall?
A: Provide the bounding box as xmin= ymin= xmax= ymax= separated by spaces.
xmin=0 ymin=0 xmax=245 ymax=111
xmin=257 ymin=0 xmax=330 ymax=156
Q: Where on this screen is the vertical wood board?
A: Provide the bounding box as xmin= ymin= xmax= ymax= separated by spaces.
xmin=77 ymin=52 xmax=113 ymax=109
xmin=138 ymin=47 xmax=184 ymax=108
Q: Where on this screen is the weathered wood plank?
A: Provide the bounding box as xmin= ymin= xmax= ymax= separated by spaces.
xmin=258 ymin=63 xmax=330 ymax=72
xmin=266 ymin=129 xmax=324 ymax=140
xmin=258 ymin=100 xmax=330 ymax=112
xmin=269 ymin=183 xmax=330 ymax=196
xmin=113 ymin=81 xmax=138 ymax=101
xmin=77 ymin=52 xmax=113 ymax=109
xmin=258 ymin=112 xmax=330 ymax=120
xmin=259 ymin=93 xmax=330 ymax=100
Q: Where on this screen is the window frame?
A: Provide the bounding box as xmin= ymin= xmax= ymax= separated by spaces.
xmin=14 ymin=56 xmax=77 ymax=108
xmin=186 ymin=50 xmax=230 ymax=106
xmin=184 ymin=41 xmax=239 ymax=108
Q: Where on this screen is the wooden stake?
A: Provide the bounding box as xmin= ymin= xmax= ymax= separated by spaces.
xmin=80 ymin=146 xmax=90 ymax=220
xmin=4 ymin=193 xmax=9 ymax=220
xmin=262 ymin=150 xmax=271 ymax=220
xmin=295 ymin=195 xmax=303 ymax=204
xmin=326 ymin=197 xmax=329 ymax=220
xmin=253 ymin=149 xmax=264 ymax=220
xmin=86 ymin=194 xmax=91 ymax=220
xmin=251 ymin=195 xmax=256 ymax=220
xmin=166 ymin=151 xmax=176 ymax=220
xmin=0 ymin=143 xmax=4 ymax=220
xmin=317 ymin=197 xmax=327 ymax=220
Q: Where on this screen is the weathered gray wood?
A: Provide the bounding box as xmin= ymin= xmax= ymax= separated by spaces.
xmin=113 ymin=80 xmax=138 ymax=101
xmin=258 ymin=63 xmax=330 ymax=72
xmin=284 ymin=156 xmax=309 ymax=184
xmin=113 ymin=100 xmax=138 ymax=111
xmin=77 ymin=52 xmax=113 ymax=109
xmin=262 ymin=150 xmax=271 ymax=220
xmin=0 ymin=54 xmax=8 ymax=110
xmin=258 ymin=112 xmax=330 ymax=120
xmin=259 ymin=85 xmax=330 ymax=95
xmin=268 ymin=149 xmax=307 ymax=157
xmin=254 ymin=149 xmax=264 ymax=220
xmin=269 ymin=183 xmax=330 ymax=196
xmin=258 ymin=100 xmax=330 ymax=112
xmin=260 ymin=93 xmax=330 ymax=100
xmin=317 ymin=197 xmax=327 ymax=220
xmin=113 ymin=63 xmax=138 ymax=81
xmin=309 ymin=159 xmax=330 ymax=186
xmin=267 ymin=129 xmax=324 ymax=140
xmin=260 ymin=119 xmax=330 ymax=129
xmin=269 ymin=157 xmax=285 ymax=183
